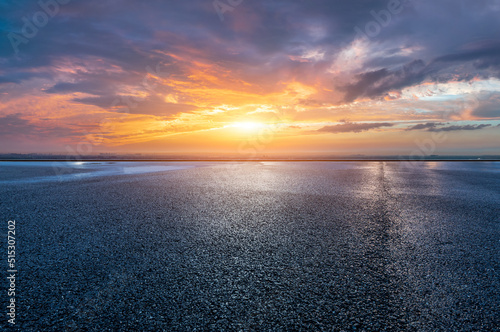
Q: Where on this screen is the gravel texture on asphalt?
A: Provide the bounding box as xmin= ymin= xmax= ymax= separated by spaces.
xmin=0 ymin=161 xmax=499 ymax=331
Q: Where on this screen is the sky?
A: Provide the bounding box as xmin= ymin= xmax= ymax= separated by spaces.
xmin=1 ymin=0 xmax=500 ymax=157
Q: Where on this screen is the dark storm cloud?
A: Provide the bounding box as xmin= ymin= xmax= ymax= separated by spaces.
xmin=318 ymin=122 xmax=394 ymax=134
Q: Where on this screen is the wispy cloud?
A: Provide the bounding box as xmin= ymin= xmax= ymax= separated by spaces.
xmin=405 ymin=122 xmax=492 ymax=132
xmin=405 ymin=122 xmax=445 ymax=131
xmin=318 ymin=122 xmax=394 ymax=134
xmin=428 ymin=124 xmax=492 ymax=132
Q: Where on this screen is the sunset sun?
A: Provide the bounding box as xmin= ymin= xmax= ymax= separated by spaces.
xmin=230 ymin=122 xmax=266 ymax=132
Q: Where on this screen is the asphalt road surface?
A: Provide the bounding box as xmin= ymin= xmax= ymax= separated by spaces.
xmin=1 ymin=161 xmax=499 ymax=331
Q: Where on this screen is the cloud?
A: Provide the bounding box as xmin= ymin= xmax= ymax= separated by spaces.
xmin=341 ymin=60 xmax=427 ymax=102
xmin=405 ymin=122 xmax=492 ymax=132
xmin=317 ymin=122 xmax=394 ymax=134
xmin=434 ymin=41 xmax=500 ymax=71
xmin=45 ymin=81 xmax=113 ymax=95
xmin=0 ymin=113 xmax=33 ymax=133
xmin=340 ymin=41 xmax=500 ymax=102
xmin=72 ymin=95 xmax=197 ymax=116
xmin=1 ymin=0 xmax=500 ymax=152
xmin=472 ymin=105 xmax=500 ymax=118
xmin=0 ymin=113 xmax=94 ymax=139
xmin=405 ymin=122 xmax=445 ymax=131
xmin=1 ymin=0 xmax=499 ymax=108
xmin=471 ymin=92 xmax=500 ymax=118
xmin=0 ymin=76 xmax=19 ymax=84
xmin=428 ymin=124 xmax=492 ymax=132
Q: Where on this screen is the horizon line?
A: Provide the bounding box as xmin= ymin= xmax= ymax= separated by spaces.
xmin=2 ymin=159 xmax=500 ymax=162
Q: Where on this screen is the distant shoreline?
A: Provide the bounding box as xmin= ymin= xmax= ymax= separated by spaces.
xmin=1 ymin=159 xmax=500 ymax=162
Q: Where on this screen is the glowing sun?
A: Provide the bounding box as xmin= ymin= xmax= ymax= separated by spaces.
xmin=231 ymin=122 xmax=265 ymax=131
